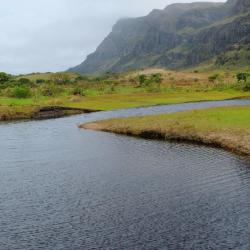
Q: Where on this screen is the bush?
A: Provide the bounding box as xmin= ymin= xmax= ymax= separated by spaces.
xmin=243 ymin=79 xmax=250 ymax=91
xmin=138 ymin=73 xmax=163 ymax=87
xmin=208 ymin=74 xmax=220 ymax=83
xmin=150 ymin=73 xmax=163 ymax=84
xmin=40 ymin=84 xmax=63 ymax=97
xmin=0 ymin=72 xmax=11 ymax=83
xmin=18 ymin=78 xmax=31 ymax=85
xmin=236 ymin=72 xmax=250 ymax=83
xmin=36 ymin=79 xmax=45 ymax=84
xmin=71 ymin=86 xmax=85 ymax=96
xmin=12 ymin=86 xmax=31 ymax=98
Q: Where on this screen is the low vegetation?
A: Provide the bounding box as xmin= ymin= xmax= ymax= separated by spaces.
xmin=81 ymin=106 xmax=250 ymax=158
xmin=0 ymin=68 xmax=250 ymax=121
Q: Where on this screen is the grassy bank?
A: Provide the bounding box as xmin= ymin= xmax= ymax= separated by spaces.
xmin=0 ymin=68 xmax=250 ymax=121
xmin=1 ymin=90 xmax=249 ymax=121
xmin=81 ymin=106 xmax=250 ymax=158
xmin=0 ymin=105 xmax=37 ymax=121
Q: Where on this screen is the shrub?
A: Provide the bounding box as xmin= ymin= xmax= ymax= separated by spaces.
xmin=40 ymin=84 xmax=63 ymax=97
xmin=0 ymin=72 xmax=11 ymax=83
xmin=71 ymin=86 xmax=85 ymax=96
xmin=36 ymin=79 xmax=46 ymax=84
xmin=236 ymin=72 xmax=250 ymax=83
xmin=208 ymin=74 xmax=220 ymax=83
xmin=12 ymin=86 xmax=31 ymax=98
xmin=150 ymin=73 xmax=163 ymax=84
xmin=243 ymin=79 xmax=250 ymax=91
xmin=18 ymin=78 xmax=31 ymax=85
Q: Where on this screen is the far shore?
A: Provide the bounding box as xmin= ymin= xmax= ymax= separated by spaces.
xmin=1 ymin=93 xmax=250 ymax=122
xmin=1 ymin=68 xmax=250 ymax=122
xmin=0 ymin=105 xmax=99 ymax=122
xmin=80 ymin=106 xmax=250 ymax=160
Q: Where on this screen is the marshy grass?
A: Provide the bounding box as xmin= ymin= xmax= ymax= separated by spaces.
xmin=1 ymin=68 xmax=250 ymax=121
xmin=82 ymin=106 xmax=250 ymax=158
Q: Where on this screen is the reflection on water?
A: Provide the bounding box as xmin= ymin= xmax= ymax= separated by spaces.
xmin=0 ymin=100 xmax=250 ymax=249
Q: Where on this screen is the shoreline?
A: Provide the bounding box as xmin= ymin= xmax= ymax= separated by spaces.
xmin=80 ymin=106 xmax=250 ymax=160
xmin=0 ymin=106 xmax=100 ymax=122
xmin=81 ymin=123 xmax=250 ymax=159
xmin=1 ymin=96 xmax=249 ymax=122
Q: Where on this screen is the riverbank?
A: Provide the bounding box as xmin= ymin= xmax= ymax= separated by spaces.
xmin=0 ymin=105 xmax=98 ymax=121
xmin=1 ymin=68 xmax=250 ymax=121
xmin=1 ymin=90 xmax=250 ymax=121
xmin=81 ymin=106 xmax=250 ymax=159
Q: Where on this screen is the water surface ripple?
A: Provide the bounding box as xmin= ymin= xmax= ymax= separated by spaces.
xmin=1 ymin=100 xmax=250 ymax=249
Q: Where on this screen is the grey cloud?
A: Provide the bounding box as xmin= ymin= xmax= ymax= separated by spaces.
xmin=0 ymin=0 xmax=224 ymax=74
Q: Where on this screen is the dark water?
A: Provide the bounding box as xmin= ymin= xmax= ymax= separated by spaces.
xmin=1 ymin=100 xmax=250 ymax=250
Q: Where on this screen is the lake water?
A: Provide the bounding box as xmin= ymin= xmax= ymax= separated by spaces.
xmin=1 ymin=100 xmax=250 ymax=250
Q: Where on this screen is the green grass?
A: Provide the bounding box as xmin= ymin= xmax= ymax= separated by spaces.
xmin=87 ymin=106 xmax=250 ymax=131
xmin=0 ymin=90 xmax=249 ymax=121
xmin=60 ymin=90 xmax=250 ymax=110
xmin=1 ymin=68 xmax=250 ymax=120
xmin=129 ymin=106 xmax=250 ymax=130
xmin=82 ymin=106 xmax=250 ymax=157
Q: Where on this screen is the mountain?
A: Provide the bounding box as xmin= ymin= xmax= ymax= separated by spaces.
xmin=69 ymin=0 xmax=250 ymax=75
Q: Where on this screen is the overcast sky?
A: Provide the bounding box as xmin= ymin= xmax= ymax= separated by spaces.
xmin=0 ymin=0 xmax=223 ymax=74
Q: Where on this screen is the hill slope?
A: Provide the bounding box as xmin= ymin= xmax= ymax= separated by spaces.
xmin=69 ymin=0 xmax=250 ymax=75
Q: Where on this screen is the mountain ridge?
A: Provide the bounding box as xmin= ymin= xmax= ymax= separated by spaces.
xmin=69 ymin=0 xmax=250 ymax=75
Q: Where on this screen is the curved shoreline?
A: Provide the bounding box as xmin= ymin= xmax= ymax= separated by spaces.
xmin=82 ymin=123 xmax=250 ymax=159
xmin=80 ymin=106 xmax=250 ymax=160
xmin=1 ymin=96 xmax=250 ymax=122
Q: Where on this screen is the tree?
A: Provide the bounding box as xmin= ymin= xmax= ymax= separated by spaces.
xmin=0 ymin=72 xmax=11 ymax=83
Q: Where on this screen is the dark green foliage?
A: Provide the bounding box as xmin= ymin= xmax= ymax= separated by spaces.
xmin=12 ymin=86 xmax=31 ymax=98
xmin=0 ymin=72 xmax=11 ymax=83
xmin=18 ymin=78 xmax=31 ymax=85
xmin=150 ymin=73 xmax=163 ymax=84
xmin=36 ymin=79 xmax=46 ymax=84
xmin=236 ymin=72 xmax=250 ymax=82
xmin=138 ymin=73 xmax=163 ymax=88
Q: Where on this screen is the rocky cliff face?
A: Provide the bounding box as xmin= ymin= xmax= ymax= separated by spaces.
xmin=69 ymin=0 xmax=250 ymax=75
